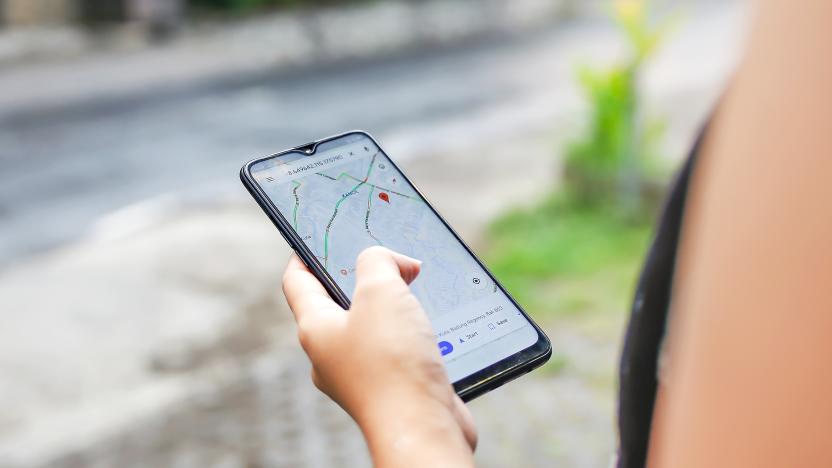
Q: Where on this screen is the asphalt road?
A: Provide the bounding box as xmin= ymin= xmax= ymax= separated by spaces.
xmin=0 ymin=25 xmax=567 ymax=264
xmin=0 ymin=1 xmax=742 ymax=266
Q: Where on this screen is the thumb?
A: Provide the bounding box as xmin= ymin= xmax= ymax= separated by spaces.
xmin=355 ymin=246 xmax=422 ymax=287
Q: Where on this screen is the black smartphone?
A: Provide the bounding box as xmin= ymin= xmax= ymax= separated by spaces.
xmin=240 ymin=131 xmax=551 ymax=401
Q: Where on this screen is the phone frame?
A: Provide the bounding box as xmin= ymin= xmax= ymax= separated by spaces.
xmin=240 ymin=130 xmax=551 ymax=401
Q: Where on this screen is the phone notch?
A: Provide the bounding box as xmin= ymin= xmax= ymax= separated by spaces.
xmin=294 ymin=141 xmax=318 ymax=155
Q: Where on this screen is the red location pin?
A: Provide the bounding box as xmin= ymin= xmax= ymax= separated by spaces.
xmin=378 ymin=192 xmax=390 ymax=203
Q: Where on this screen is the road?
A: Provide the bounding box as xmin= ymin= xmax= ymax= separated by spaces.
xmin=0 ymin=25 xmax=559 ymax=264
xmin=0 ymin=0 xmax=743 ymax=266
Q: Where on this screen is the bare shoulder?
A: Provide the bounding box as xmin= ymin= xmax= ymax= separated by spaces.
xmin=647 ymin=2 xmax=832 ymax=467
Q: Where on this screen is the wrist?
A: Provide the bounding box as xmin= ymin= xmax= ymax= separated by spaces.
xmin=356 ymin=392 xmax=473 ymax=467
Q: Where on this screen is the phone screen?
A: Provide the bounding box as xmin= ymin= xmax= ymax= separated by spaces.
xmin=249 ymin=133 xmax=540 ymax=382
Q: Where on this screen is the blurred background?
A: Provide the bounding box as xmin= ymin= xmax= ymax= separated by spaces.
xmin=0 ymin=0 xmax=748 ymax=466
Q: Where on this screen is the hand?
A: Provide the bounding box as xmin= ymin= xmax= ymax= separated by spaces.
xmin=282 ymin=246 xmax=477 ymax=467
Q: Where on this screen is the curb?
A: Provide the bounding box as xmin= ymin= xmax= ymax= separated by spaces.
xmin=0 ymin=0 xmax=568 ymax=121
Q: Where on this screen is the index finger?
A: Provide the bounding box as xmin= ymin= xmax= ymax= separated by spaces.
xmin=282 ymin=254 xmax=342 ymax=324
xmin=354 ymin=246 xmax=422 ymax=290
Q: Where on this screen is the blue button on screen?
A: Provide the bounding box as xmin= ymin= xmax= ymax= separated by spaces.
xmin=438 ymin=341 xmax=454 ymax=356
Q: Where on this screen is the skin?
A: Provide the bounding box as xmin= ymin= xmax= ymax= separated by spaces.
xmin=647 ymin=1 xmax=832 ymax=466
xmin=282 ymin=247 xmax=476 ymax=467
xmin=282 ymin=2 xmax=832 ymax=466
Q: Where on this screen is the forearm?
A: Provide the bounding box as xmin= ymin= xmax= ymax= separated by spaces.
xmin=357 ymin=397 xmax=475 ymax=468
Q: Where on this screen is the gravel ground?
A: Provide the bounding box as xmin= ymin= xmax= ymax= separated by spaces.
xmin=37 ymin=329 xmax=621 ymax=468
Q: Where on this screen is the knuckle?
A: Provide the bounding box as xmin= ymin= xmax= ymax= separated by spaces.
xmin=401 ymin=291 xmax=423 ymax=310
xmin=281 ymin=271 xmax=297 ymax=296
xmin=354 ymin=277 xmax=397 ymax=300
xmin=296 ymin=319 xmax=316 ymax=349
xmin=360 ymin=276 xmax=392 ymax=291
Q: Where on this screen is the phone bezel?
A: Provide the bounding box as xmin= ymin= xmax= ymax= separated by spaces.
xmin=240 ymin=130 xmax=551 ymax=401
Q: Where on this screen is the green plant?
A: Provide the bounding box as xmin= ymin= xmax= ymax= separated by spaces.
xmin=485 ymin=194 xmax=651 ymax=325
xmin=565 ymin=0 xmax=675 ymax=217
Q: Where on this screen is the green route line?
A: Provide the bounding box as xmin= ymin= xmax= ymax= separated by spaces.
xmin=322 ymin=153 xmax=377 ymax=268
xmin=291 ymin=181 xmax=301 ymax=230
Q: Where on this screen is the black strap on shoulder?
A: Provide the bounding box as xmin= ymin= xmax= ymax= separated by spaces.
xmin=616 ymin=133 xmax=702 ymax=468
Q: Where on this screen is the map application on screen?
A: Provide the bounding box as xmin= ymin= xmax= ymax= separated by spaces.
xmin=250 ymin=134 xmax=539 ymax=381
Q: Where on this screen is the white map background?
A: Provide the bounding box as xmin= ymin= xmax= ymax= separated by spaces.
xmin=266 ymin=144 xmax=496 ymax=320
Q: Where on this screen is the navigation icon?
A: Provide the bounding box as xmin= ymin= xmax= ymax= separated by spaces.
xmin=438 ymin=341 xmax=454 ymax=356
xmin=467 ymin=272 xmax=488 ymax=290
xmin=378 ymin=192 xmax=390 ymax=203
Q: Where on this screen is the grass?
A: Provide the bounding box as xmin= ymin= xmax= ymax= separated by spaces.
xmin=483 ymin=195 xmax=655 ymax=382
xmin=483 ymin=195 xmax=653 ymax=334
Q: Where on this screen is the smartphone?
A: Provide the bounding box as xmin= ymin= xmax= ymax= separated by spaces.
xmin=240 ymin=131 xmax=551 ymax=401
